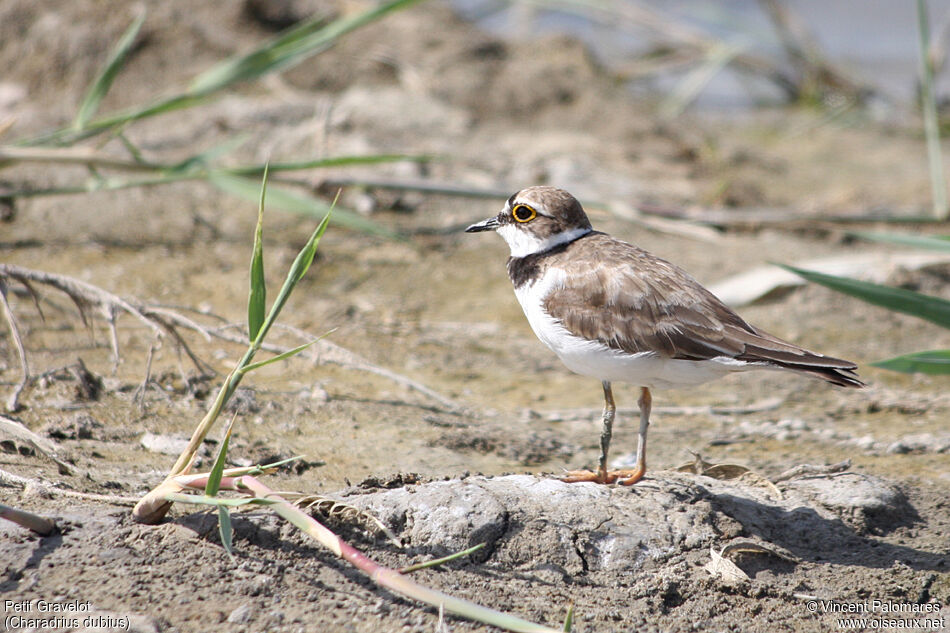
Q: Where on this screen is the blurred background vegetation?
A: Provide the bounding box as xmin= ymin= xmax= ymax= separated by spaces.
xmin=2 ymin=0 xmax=948 ymax=379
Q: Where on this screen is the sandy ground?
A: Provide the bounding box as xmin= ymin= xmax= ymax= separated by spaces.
xmin=1 ymin=1 xmax=948 ymax=631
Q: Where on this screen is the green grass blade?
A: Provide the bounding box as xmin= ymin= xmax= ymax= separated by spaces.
xmin=164 ymin=494 xmax=279 ymax=507
xmin=188 ymin=0 xmax=422 ymax=96
xmin=248 ymin=168 xmax=268 ymax=341
xmin=399 ymin=543 xmax=487 ymax=574
xmin=24 ymin=0 xmax=421 ymax=147
xmin=187 ymin=14 xmax=330 ymax=96
xmin=288 ymin=192 xmax=338 ymax=285
xmin=225 ymin=153 xmax=430 ymax=176
xmin=167 ymin=135 xmax=250 ymax=175
xmin=255 ymin=455 xmax=304 ymax=471
xmin=779 ymin=264 xmax=950 ymax=329
xmin=251 ymin=209 xmax=332 ymax=345
xmin=208 ymin=171 xmax=399 ymax=238
xmin=117 ymin=132 xmax=147 ymax=164
xmin=218 ymin=505 xmax=235 ymax=556
xmin=205 ymin=418 xmax=236 ymax=497
xmin=26 ymin=93 xmax=208 ymax=147
xmin=851 ymin=231 xmax=950 ymax=252
xmin=562 ymin=603 xmax=574 ymax=633
xmin=240 ymin=336 xmax=329 ymax=374
xmin=209 ymin=171 xmax=330 ymax=213
xmin=871 ymin=350 xmax=950 ymax=374
xmin=74 ymin=13 xmax=146 ymax=131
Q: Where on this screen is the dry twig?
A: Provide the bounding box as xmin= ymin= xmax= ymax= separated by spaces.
xmin=0 ymin=467 xmax=139 ymax=505
xmin=0 ymin=264 xmax=462 ymax=414
xmin=0 ymin=503 xmax=57 ymax=536
xmin=0 ymin=264 xmax=169 ymax=409
xmin=0 ymin=279 xmax=30 ymax=411
xmin=772 ymin=459 xmax=852 ymax=483
xmin=208 ymin=323 xmax=467 ymax=414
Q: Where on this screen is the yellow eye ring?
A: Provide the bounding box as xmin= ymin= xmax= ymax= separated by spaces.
xmin=512 ymin=204 xmax=537 ymax=223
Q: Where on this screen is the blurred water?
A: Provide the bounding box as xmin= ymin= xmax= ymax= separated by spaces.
xmin=454 ymin=0 xmax=950 ymax=112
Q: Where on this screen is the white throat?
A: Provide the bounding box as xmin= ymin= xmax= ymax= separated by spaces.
xmin=496 ymin=225 xmax=591 ymax=258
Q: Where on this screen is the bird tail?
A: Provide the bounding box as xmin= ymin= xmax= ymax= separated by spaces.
xmin=785 ymin=363 xmax=864 ymax=388
xmin=733 ymin=325 xmax=865 ymax=388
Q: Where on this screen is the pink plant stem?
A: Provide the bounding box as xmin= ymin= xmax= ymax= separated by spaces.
xmin=174 ymin=474 xmax=243 ymax=490
xmin=176 ymin=474 xmax=558 ymax=633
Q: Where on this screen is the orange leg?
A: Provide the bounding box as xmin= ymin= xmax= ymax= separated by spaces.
xmin=618 ymin=387 xmax=651 ymax=485
xmin=561 ymin=385 xmax=652 ymax=485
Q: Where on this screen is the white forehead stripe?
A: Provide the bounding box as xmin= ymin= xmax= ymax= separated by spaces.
xmin=496 ymin=224 xmax=591 ymax=258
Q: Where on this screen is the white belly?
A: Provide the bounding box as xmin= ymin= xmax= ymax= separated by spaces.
xmin=513 ymin=271 xmax=754 ymax=390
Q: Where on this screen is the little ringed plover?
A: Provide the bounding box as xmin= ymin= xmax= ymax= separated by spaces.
xmin=466 ymin=186 xmax=863 ymax=485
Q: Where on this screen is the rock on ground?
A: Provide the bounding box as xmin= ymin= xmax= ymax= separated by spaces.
xmin=339 ymin=471 xmax=922 ymax=576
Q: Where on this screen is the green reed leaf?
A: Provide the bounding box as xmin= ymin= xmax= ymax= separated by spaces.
xmin=248 ymin=167 xmax=268 ymax=341
xmin=562 ymin=603 xmax=574 ymax=633
xmin=779 ymin=264 xmax=950 ymax=329
xmin=205 ymin=418 xmax=236 ymax=498
xmin=74 ymin=13 xmax=146 ymax=131
xmin=208 ymin=171 xmax=398 ymax=238
xmin=871 ymin=350 xmax=950 ymax=374
xmin=240 ymin=337 xmax=329 ymax=374
xmin=218 ymin=505 xmax=234 ymax=556
xmin=851 ymin=231 xmax=950 ymax=253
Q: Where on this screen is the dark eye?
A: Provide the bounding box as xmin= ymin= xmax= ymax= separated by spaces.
xmin=512 ymin=204 xmax=537 ymax=223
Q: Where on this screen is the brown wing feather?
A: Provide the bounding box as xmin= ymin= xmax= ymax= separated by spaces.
xmin=541 ymin=233 xmax=863 ymax=387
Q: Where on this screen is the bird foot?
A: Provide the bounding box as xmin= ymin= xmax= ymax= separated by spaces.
xmin=560 ymin=466 xmax=645 ymax=486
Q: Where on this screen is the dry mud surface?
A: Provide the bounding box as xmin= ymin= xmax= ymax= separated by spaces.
xmin=1 ymin=1 xmax=949 ymax=632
